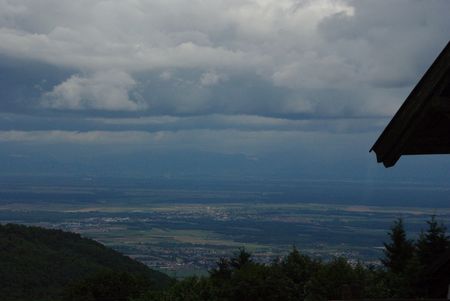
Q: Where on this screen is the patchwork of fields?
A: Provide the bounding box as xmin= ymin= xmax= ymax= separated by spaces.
xmin=1 ymin=177 xmax=449 ymax=276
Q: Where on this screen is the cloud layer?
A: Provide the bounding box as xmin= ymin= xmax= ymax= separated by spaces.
xmin=42 ymin=70 xmax=145 ymax=111
xmin=0 ymin=0 xmax=449 ymax=172
xmin=1 ymin=0 xmax=448 ymax=117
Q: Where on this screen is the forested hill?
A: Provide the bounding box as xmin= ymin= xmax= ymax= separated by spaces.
xmin=0 ymin=223 xmax=171 ymax=301
xmin=2 ymin=218 xmax=450 ymax=301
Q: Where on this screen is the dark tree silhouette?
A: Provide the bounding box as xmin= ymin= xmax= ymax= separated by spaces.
xmin=230 ymin=248 xmax=252 ymax=269
xmin=382 ymin=218 xmax=414 ymax=273
xmin=416 ymin=215 xmax=450 ymax=266
xmin=209 ymin=257 xmax=231 ymax=280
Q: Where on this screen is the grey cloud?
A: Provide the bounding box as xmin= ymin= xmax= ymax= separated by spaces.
xmin=0 ymin=112 xmax=387 ymax=135
xmin=0 ymin=129 xmax=376 ymax=157
xmin=88 ymin=114 xmax=386 ymax=134
xmin=0 ymin=55 xmax=73 ymax=113
xmin=42 ymin=70 xmax=146 ymax=111
xmin=0 ymin=0 xmax=356 ymax=114
xmin=0 ymin=0 xmax=449 ymax=133
xmin=318 ymin=0 xmax=450 ymax=88
xmin=199 ymin=71 xmax=227 ymax=86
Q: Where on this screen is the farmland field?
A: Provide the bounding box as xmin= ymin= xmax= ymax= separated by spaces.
xmin=1 ymin=176 xmax=450 ymax=276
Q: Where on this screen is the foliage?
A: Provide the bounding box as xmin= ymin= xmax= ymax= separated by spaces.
xmin=4 ymin=216 xmax=450 ymax=301
xmin=137 ymin=276 xmax=219 ymax=301
xmin=305 ymin=257 xmax=363 ymax=300
xmin=379 ymin=218 xmax=418 ymax=297
xmin=63 ymin=270 xmax=151 ymax=301
xmin=416 ymin=215 xmax=450 ymax=266
xmin=138 ymin=248 xmax=388 ymax=301
xmin=381 ymin=215 xmax=450 ymax=298
xmin=0 ymin=223 xmax=171 ymax=301
xmin=140 ymin=216 xmax=450 ymax=301
xmin=381 ymin=218 xmax=414 ymax=273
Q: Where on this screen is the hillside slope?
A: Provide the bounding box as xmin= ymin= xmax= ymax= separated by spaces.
xmin=0 ymin=223 xmax=171 ymax=301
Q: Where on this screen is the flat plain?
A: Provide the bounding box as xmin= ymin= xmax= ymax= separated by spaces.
xmin=1 ymin=176 xmax=449 ymax=276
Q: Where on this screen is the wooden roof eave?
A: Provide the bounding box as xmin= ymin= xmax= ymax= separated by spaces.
xmin=370 ymin=41 xmax=450 ymax=168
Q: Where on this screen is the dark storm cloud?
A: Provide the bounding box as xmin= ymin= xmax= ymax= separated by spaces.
xmin=0 ymin=0 xmax=449 ymax=154
xmin=0 ymin=55 xmax=73 ymax=113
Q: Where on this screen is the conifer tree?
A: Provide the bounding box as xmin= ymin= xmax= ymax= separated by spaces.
xmin=416 ymin=215 xmax=450 ymax=266
xmin=382 ymin=218 xmax=414 ymax=273
xmin=281 ymin=246 xmax=318 ymax=286
xmin=230 ymin=248 xmax=252 ymax=269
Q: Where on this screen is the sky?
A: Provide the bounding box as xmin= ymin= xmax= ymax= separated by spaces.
xmin=1 ymin=0 xmax=450 ymax=186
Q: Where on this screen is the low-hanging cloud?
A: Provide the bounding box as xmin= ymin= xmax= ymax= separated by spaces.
xmin=42 ymin=70 xmax=145 ymax=111
xmin=0 ymin=129 xmax=374 ymax=157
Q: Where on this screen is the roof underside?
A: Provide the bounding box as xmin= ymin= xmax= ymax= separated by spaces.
xmin=371 ymin=41 xmax=450 ymax=167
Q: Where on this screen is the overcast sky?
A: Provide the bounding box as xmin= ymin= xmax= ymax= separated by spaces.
xmin=1 ymin=0 xmax=450 ymax=182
